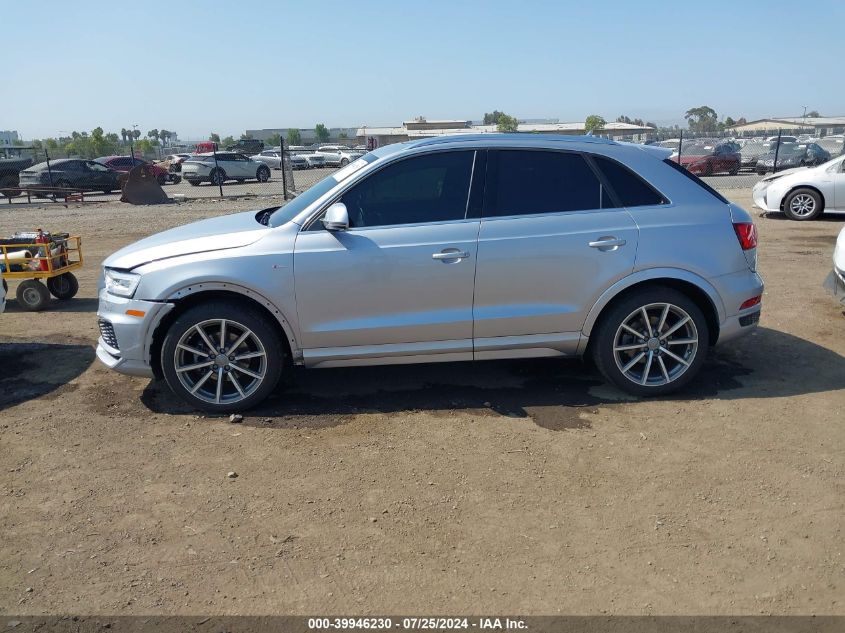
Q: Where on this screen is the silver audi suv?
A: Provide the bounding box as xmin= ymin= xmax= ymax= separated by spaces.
xmin=97 ymin=135 xmax=763 ymax=413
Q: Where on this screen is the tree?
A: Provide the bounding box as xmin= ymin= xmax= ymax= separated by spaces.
xmin=483 ymin=111 xmax=505 ymax=125
xmin=684 ymin=106 xmax=718 ymax=134
xmin=724 ymin=116 xmax=736 ymax=127
xmin=210 ymin=133 xmax=221 ymax=143
xmin=286 ymin=128 xmax=302 ymax=146
xmin=584 ymin=115 xmax=606 ymax=135
xmin=736 ymin=117 xmax=747 ymax=125
xmin=132 ymin=129 xmax=141 ymax=141
xmin=807 ymin=110 xmax=820 ymax=118
xmin=266 ymin=133 xmax=282 ymax=147
xmin=159 ymin=129 xmax=170 ymax=147
xmin=315 ymin=123 xmax=330 ymax=143
xmin=338 ymin=131 xmax=348 ymax=141
xmin=616 ymin=115 xmax=632 ymax=124
xmin=240 ymin=133 xmax=253 ymax=140
xmin=221 ymin=135 xmax=235 ymax=148
xmin=496 ymin=114 xmax=519 ymax=132
xmin=120 ymin=128 xmax=128 ymax=143
xmin=147 ymin=129 xmax=159 ymax=141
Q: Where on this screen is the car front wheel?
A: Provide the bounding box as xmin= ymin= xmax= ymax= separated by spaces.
xmin=256 ymin=166 xmax=270 ymax=182
xmin=783 ymin=188 xmax=823 ymax=221
xmin=161 ymin=302 xmax=284 ymax=413
xmin=592 ymin=288 xmax=709 ymax=396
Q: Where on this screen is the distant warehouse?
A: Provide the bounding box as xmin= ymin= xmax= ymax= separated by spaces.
xmin=726 ymin=117 xmax=845 ymax=137
xmin=356 ymin=116 xmax=654 ymax=147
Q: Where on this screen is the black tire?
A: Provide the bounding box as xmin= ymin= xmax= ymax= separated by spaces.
xmin=783 ymin=187 xmax=824 ymax=221
xmin=170 ymin=174 xmax=182 ymax=184
xmin=160 ymin=301 xmax=284 ymax=413
xmin=256 ymin=166 xmax=270 ymax=182
xmin=16 ymin=280 xmax=51 ymax=311
xmin=46 ymin=272 xmax=79 ymax=300
xmin=591 ymin=287 xmax=709 ymax=397
xmin=54 ymin=179 xmax=71 ymax=196
xmin=209 ymin=169 xmax=226 ymax=186
xmin=157 ymin=174 xmax=167 ymax=186
xmin=340 ymin=158 xmax=349 ymax=166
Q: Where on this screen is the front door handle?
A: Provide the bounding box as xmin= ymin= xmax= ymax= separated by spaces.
xmin=432 ymin=249 xmax=470 ymax=261
xmin=588 ymin=237 xmax=627 ymax=251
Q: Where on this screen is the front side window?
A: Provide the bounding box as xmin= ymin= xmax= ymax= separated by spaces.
xmin=591 ymin=155 xmax=666 ymax=207
xmin=486 ymin=150 xmax=608 ymax=217
xmin=339 ymin=151 xmax=474 ymax=228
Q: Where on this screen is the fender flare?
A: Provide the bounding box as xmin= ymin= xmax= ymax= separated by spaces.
xmin=580 ymin=268 xmax=726 ymax=338
xmin=164 ymin=281 xmax=302 ymax=361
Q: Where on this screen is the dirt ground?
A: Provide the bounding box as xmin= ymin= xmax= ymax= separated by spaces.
xmin=0 ymin=192 xmax=843 ymax=616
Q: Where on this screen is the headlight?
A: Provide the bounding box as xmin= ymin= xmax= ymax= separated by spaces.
xmin=104 ymin=268 xmax=141 ymax=298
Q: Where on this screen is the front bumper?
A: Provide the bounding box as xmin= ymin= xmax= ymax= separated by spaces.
xmin=96 ymin=287 xmax=174 ymax=378
xmin=752 ymin=181 xmax=778 ymax=212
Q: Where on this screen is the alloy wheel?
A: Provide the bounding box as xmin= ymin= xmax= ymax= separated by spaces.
xmin=789 ymin=194 xmax=815 ymax=217
xmin=173 ymin=318 xmax=267 ymax=405
xmin=613 ymin=303 xmax=699 ymax=387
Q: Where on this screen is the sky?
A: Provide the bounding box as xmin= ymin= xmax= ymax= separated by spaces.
xmin=4 ymin=0 xmax=843 ymax=140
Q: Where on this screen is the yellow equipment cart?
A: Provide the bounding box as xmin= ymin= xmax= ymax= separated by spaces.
xmin=0 ymin=232 xmax=83 ymax=311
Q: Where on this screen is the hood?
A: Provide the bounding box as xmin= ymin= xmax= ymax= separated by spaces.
xmin=104 ymin=210 xmax=271 ymax=270
xmin=757 ymin=166 xmax=806 ymax=184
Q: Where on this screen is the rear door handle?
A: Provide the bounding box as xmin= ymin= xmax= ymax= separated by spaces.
xmin=588 ymin=237 xmax=627 ymax=251
xmin=432 ymin=249 xmax=470 ymax=261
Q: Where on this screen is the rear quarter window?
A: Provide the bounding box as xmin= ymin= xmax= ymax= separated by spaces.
xmin=661 ymin=158 xmax=728 ymax=204
xmin=591 ymin=155 xmax=667 ymax=207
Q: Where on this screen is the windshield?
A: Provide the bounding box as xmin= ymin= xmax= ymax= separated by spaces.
xmin=267 ymin=155 xmax=379 ymax=227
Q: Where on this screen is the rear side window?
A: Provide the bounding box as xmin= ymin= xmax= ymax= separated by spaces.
xmin=486 ymin=150 xmax=611 ymax=217
xmin=662 ymin=158 xmax=728 ymax=203
xmin=591 ymin=155 xmax=666 ymax=207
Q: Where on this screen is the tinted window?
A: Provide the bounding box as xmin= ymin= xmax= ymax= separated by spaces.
xmin=662 ymin=158 xmax=728 ymax=203
xmin=487 ymin=150 xmax=607 ymax=216
xmin=340 ymin=150 xmax=474 ymax=228
xmin=591 ymin=155 xmax=666 ymax=207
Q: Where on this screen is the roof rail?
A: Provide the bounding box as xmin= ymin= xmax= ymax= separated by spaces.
xmin=410 ymin=133 xmax=618 ymax=147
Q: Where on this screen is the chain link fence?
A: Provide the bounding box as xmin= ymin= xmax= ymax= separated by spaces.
xmin=646 ymin=129 xmax=844 ymax=190
xmin=3 ymin=129 xmax=843 ymax=204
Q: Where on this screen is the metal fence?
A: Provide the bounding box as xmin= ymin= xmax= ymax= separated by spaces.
xmin=645 ymin=129 xmax=844 ymax=190
xmin=3 ymin=129 xmax=843 ymax=205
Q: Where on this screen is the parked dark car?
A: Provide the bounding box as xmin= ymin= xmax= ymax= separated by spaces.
xmin=754 ymin=143 xmax=831 ymax=175
xmin=677 ymin=141 xmax=741 ymax=176
xmin=224 ymin=139 xmax=264 ymax=155
xmin=0 ymin=156 xmax=34 ymax=197
xmin=18 ymin=159 xmax=122 ymax=195
xmin=95 ymin=155 xmax=178 ymax=185
xmin=739 ymin=141 xmax=770 ymax=169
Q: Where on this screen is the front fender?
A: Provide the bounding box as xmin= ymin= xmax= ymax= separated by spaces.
xmin=580 ymin=267 xmax=726 ymax=337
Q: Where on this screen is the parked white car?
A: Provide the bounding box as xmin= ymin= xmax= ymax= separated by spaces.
xmin=752 ymin=154 xmax=845 ymax=220
xmin=823 ymin=225 xmax=845 ymax=304
xmin=316 ymin=145 xmax=364 ymax=167
xmin=182 ymin=152 xmax=271 ymax=186
xmin=253 ymin=149 xmax=308 ymax=170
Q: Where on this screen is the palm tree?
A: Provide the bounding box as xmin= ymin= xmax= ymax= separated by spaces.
xmin=159 ymin=129 xmax=170 ymax=148
xmin=147 ymin=129 xmax=159 ymax=142
xmin=120 ymin=128 xmax=128 ymax=143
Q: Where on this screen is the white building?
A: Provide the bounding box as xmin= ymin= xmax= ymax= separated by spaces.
xmin=0 ymin=130 xmax=20 ymax=147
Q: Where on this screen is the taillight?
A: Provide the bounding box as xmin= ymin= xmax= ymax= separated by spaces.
xmin=733 ymin=222 xmax=757 ymax=250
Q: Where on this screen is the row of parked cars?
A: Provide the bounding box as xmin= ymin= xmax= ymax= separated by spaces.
xmin=652 ymin=135 xmax=844 ymax=177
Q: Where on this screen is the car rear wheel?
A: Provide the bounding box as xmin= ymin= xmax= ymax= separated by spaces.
xmin=209 ymin=169 xmax=226 ymax=186
xmin=592 ymin=287 xmax=709 ymax=396
xmin=256 ymin=166 xmax=270 ymax=182
xmin=783 ymin=188 xmax=823 ymax=221
xmin=161 ymin=302 xmax=284 ymax=413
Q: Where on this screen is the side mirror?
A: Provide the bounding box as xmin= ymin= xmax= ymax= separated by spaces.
xmin=322 ymin=202 xmax=349 ymax=231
